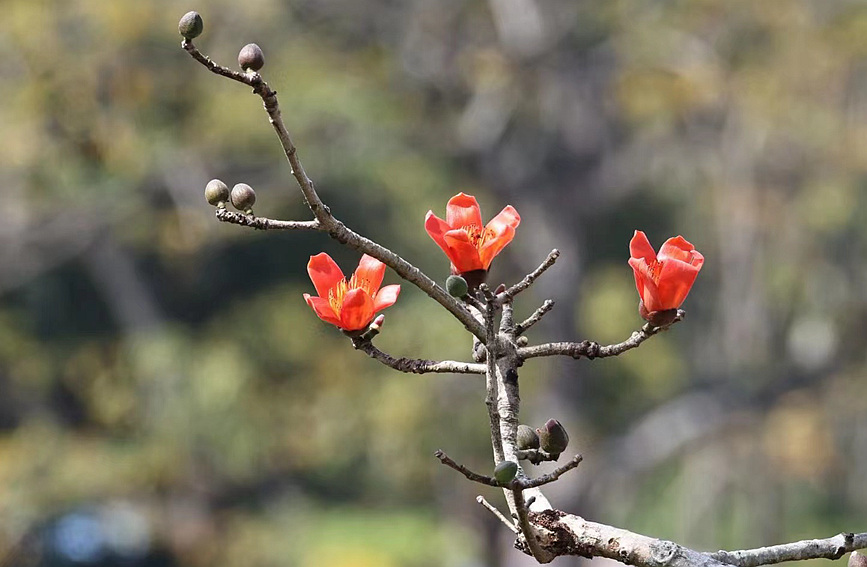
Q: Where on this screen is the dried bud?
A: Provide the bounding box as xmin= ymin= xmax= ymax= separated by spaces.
xmin=850 ymin=552 xmax=867 ymax=567
xmin=446 ymin=275 xmax=469 ymax=298
xmin=178 ymin=11 xmax=203 ymax=39
xmin=537 ymin=419 xmax=569 ymax=459
xmin=493 ymin=460 xmax=518 ymax=484
xmin=230 ymin=183 xmax=256 ymax=214
xmin=238 ymin=43 xmax=265 ymax=72
xmin=204 ymin=179 xmax=229 ymax=208
xmin=516 ymin=424 xmax=540 ymax=450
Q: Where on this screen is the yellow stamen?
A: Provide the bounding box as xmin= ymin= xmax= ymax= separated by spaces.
xmin=463 ymin=224 xmax=496 ymax=250
xmin=328 ymin=275 xmax=372 ymax=314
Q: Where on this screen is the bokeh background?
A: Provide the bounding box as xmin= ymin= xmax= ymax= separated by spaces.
xmin=1 ymin=0 xmax=866 ymax=565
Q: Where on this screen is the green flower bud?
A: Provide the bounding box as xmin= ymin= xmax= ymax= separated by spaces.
xmin=230 ymin=183 xmax=256 ymax=214
xmin=516 ymin=424 xmax=540 ymax=450
xmin=178 ymin=12 xmax=203 ymax=39
xmin=493 ymin=460 xmax=518 ymax=484
xmin=446 ymin=275 xmax=469 ymax=298
xmin=850 ymin=552 xmax=867 ymax=567
xmin=204 ymin=179 xmax=229 ymax=208
xmin=238 ymin=43 xmax=265 ymax=72
xmin=537 ymin=419 xmax=569 ymax=459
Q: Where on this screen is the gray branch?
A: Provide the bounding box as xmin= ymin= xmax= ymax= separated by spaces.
xmin=215 ymin=209 xmax=320 ymax=230
xmin=351 ymin=340 xmax=486 ymax=375
xmin=498 ymin=249 xmax=560 ymax=303
xmin=711 ymin=533 xmax=867 ymax=567
xmin=517 ymin=310 xmax=684 ymax=361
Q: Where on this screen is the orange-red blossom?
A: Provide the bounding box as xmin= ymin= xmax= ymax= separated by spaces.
xmin=303 ymin=253 xmax=401 ymax=332
xmin=424 ymin=192 xmax=521 ymax=275
xmin=628 ymin=230 xmax=704 ymax=320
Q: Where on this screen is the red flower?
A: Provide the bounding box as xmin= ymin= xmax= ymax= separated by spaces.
xmin=628 ymin=230 xmax=704 ymax=315
xmin=424 ymin=192 xmax=521 ymax=274
xmin=303 ymin=253 xmax=401 ymax=332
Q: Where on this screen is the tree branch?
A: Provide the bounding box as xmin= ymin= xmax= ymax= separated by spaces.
xmin=350 ymin=339 xmax=486 ymax=374
xmin=517 ymin=454 xmax=583 ymax=489
xmin=215 ymin=208 xmax=320 ymax=230
xmin=515 ymin=299 xmax=554 ymax=336
xmin=434 ymin=450 xmax=499 ymax=486
xmin=517 ymin=311 xmax=685 ymax=361
xmin=711 ymin=533 xmax=867 ymax=567
xmin=498 ymin=249 xmax=560 ymax=304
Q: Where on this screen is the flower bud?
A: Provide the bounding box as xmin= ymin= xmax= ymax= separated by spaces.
xmin=516 ymin=424 xmax=540 ymax=450
xmin=178 ymin=12 xmax=203 ymax=39
xmin=446 ymin=275 xmax=469 ymax=298
xmin=204 ymin=179 xmax=229 ymax=208
xmin=230 ymin=183 xmax=256 ymax=214
xmin=238 ymin=43 xmax=265 ymax=72
xmin=493 ymin=460 xmax=518 ymax=484
xmin=537 ymin=419 xmax=569 ymax=459
xmin=850 ymin=552 xmax=867 ymax=567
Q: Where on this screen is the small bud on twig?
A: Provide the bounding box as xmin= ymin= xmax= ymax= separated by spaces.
xmin=537 ymin=419 xmax=569 ymax=460
xmin=493 ymin=460 xmax=518 ymax=484
xmin=517 ymin=424 xmax=540 ymax=450
xmin=446 ymin=275 xmax=469 ymax=298
xmin=850 ymin=551 xmax=867 ymax=567
xmin=238 ymin=43 xmax=265 ymax=72
xmin=231 ymin=183 xmax=257 ymax=215
xmin=204 ymin=179 xmax=229 ymax=208
xmin=178 ymin=11 xmax=204 ymax=39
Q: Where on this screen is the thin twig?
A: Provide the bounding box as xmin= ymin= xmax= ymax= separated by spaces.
xmin=498 ymin=249 xmax=560 ymax=303
xmin=476 ymin=496 xmax=519 ymax=533
xmin=183 ymin=39 xmax=486 ymax=340
xmin=215 ymin=208 xmax=320 ymax=230
xmin=711 ymin=533 xmax=867 ymax=567
xmin=512 ymin=487 xmax=547 ymax=561
xmin=517 ymin=311 xmax=685 ymax=361
xmin=350 ymin=340 xmax=486 ymax=374
xmin=515 ymin=299 xmax=554 ymax=335
xmin=518 ymin=454 xmax=583 ymax=489
xmin=434 ymin=450 xmax=498 ymax=486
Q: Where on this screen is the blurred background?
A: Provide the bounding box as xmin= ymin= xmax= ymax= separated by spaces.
xmin=1 ymin=0 xmax=866 ymax=565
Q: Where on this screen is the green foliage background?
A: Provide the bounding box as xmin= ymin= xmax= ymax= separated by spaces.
xmin=1 ymin=1 xmax=865 ymax=565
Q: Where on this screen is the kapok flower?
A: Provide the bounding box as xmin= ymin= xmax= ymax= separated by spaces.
xmin=303 ymin=253 xmax=401 ymax=332
xmin=628 ymin=230 xmax=704 ymax=320
xmin=424 ymin=192 xmax=521 ymax=275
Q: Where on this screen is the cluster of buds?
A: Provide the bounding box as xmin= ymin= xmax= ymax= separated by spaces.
xmin=517 ymin=419 xmax=570 ymax=464
xmin=204 ymin=179 xmax=257 ymax=215
xmin=179 ymin=12 xmax=265 ymax=74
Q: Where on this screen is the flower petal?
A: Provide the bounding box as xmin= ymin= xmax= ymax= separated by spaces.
xmin=425 ymin=211 xmax=451 ymax=250
xmin=354 ymin=254 xmax=386 ymax=293
xmin=443 ymin=229 xmax=485 ymax=273
xmin=339 ymin=288 xmax=375 ymax=331
xmin=629 ymin=230 xmax=657 ymax=264
xmin=307 ymin=253 xmax=345 ymax=298
xmin=373 ymin=284 xmax=401 ymax=312
xmin=659 ymin=235 xmax=704 ymax=268
xmin=485 ymin=205 xmax=521 ymax=233
xmin=655 ymin=258 xmax=701 ymax=310
xmin=478 ymin=222 xmax=516 ymax=270
xmin=628 ymin=257 xmax=661 ymax=312
xmin=446 ymin=193 xmax=483 ymax=229
xmin=304 ymin=293 xmax=342 ymax=327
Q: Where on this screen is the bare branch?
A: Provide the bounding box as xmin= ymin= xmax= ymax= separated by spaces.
xmin=215 ymin=208 xmax=320 ymax=230
xmin=498 ymin=249 xmax=560 ymax=303
xmin=434 ymin=450 xmax=499 ymax=486
xmin=350 ymin=339 xmax=485 ymax=374
xmin=711 ymin=533 xmax=867 ymax=567
xmin=476 ymin=496 xmax=518 ymax=534
xmin=517 ymin=311 xmax=685 ymax=361
xmin=515 ymin=299 xmax=555 ymax=335
xmin=512 ymin=486 xmax=548 ymax=562
xmin=518 ymin=454 xmax=583 ymax=489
